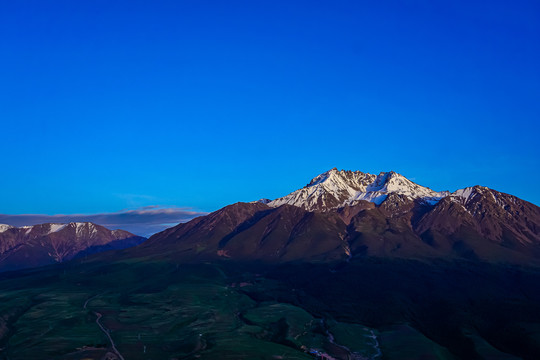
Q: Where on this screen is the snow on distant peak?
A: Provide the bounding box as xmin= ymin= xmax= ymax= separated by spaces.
xmin=47 ymin=223 xmax=68 ymax=235
xmin=69 ymin=222 xmax=98 ymax=237
xmin=267 ymin=169 xmax=449 ymax=211
xmin=0 ymin=224 xmax=14 ymax=233
xmin=20 ymin=225 xmax=34 ymax=235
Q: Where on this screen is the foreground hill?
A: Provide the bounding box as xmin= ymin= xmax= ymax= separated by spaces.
xmin=0 ymin=222 xmax=146 ymax=272
xmin=143 ymin=169 xmax=540 ymax=265
xmin=0 ymin=256 xmax=538 ymax=359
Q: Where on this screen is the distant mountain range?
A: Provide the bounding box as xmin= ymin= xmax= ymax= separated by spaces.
xmin=0 ymin=222 xmax=145 ymax=272
xmin=0 ymin=206 xmax=204 ymax=238
xmin=142 ymin=168 xmax=540 ymax=265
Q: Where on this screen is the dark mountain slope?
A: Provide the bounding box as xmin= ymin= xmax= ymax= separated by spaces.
xmin=140 ymin=203 xmax=350 ymax=262
xmin=415 ymin=187 xmax=540 ymax=262
xmin=0 ymin=222 xmax=145 ymax=272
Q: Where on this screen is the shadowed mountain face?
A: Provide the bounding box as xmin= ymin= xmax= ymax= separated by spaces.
xmin=144 ymin=170 xmax=540 ymax=265
xmin=0 ymin=222 xmax=146 ymax=272
xmin=141 ymin=203 xmax=348 ymax=262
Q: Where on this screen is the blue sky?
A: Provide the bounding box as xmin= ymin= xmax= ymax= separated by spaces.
xmin=1 ymin=0 xmax=539 ymax=217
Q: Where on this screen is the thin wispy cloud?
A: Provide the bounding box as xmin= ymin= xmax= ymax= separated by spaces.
xmin=0 ymin=206 xmax=207 ymax=238
xmin=113 ymin=193 xmax=161 ymax=208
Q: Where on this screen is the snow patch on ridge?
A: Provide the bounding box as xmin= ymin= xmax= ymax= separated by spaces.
xmin=452 ymin=187 xmax=476 ymax=202
xmin=70 ymin=222 xmax=99 ymax=237
xmin=0 ymin=224 xmax=14 ymax=233
xmin=47 ymin=223 xmax=67 ymax=235
xmin=21 ymin=225 xmax=34 ymax=235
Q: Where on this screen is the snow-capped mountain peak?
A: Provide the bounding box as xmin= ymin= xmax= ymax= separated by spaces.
xmin=268 ymin=169 xmax=448 ymax=211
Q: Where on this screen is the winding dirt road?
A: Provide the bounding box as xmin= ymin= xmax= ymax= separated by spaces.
xmin=94 ymin=311 xmax=125 ymax=360
xmin=84 ymin=295 xmax=125 ymax=360
xmin=321 ymin=318 xmax=381 ymax=360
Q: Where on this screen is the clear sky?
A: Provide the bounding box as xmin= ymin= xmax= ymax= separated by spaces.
xmin=1 ymin=0 xmax=539 ymax=216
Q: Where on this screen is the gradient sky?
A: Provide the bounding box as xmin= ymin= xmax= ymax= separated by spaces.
xmin=1 ymin=0 xmax=539 ymax=216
